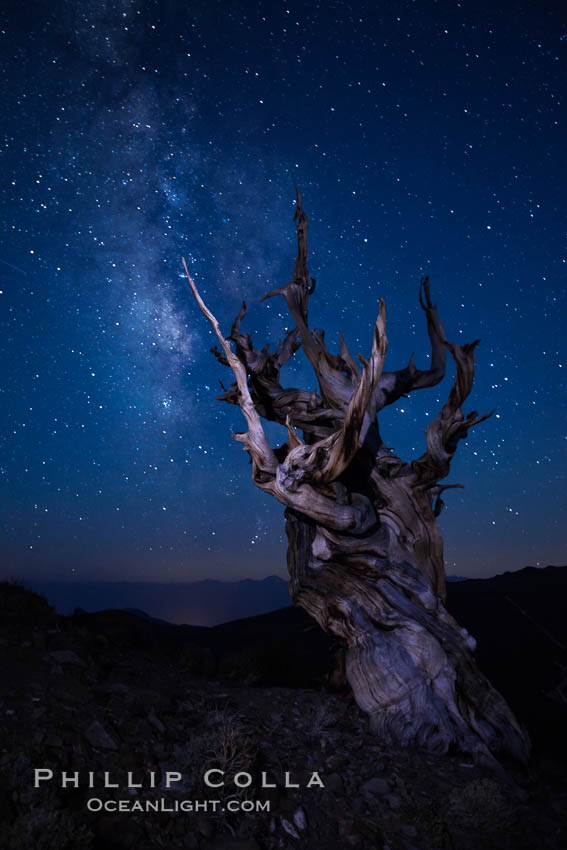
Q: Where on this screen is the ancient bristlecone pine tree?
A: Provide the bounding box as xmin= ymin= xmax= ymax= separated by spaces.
xmin=182 ymin=191 xmax=530 ymax=767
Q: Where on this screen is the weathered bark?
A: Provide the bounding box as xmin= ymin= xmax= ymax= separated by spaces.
xmin=182 ymin=190 xmax=530 ymax=768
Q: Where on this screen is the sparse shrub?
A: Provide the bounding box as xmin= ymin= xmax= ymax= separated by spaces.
xmin=179 ymin=704 xmax=258 ymax=801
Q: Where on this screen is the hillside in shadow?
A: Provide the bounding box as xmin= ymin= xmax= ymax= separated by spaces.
xmin=0 ymin=566 xmax=565 ymax=849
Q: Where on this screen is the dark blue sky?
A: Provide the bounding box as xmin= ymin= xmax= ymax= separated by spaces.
xmin=1 ymin=0 xmax=565 ymax=584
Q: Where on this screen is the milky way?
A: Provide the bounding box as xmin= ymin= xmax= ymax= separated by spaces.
xmin=0 ymin=0 xmax=565 ymax=583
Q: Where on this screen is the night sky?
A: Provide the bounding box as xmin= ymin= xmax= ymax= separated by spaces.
xmin=1 ymin=0 xmax=565 ymax=588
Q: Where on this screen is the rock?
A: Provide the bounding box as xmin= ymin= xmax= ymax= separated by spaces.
xmin=401 ymin=824 xmax=418 ymax=837
xmin=95 ymin=814 xmax=145 ymax=849
xmin=325 ymin=753 xmax=349 ymax=770
xmin=44 ymin=732 xmax=63 ymax=748
xmin=361 ymin=777 xmax=391 ymax=795
xmin=195 ymin=814 xmax=214 ymax=838
xmin=325 ymin=772 xmax=344 ymax=794
xmin=84 ymin=719 xmax=118 ymax=750
xmin=48 ymin=650 xmax=85 ymax=665
xmin=57 ymin=680 xmax=91 ymax=704
xmin=136 ymin=689 xmax=172 ymax=713
xmin=338 ymin=818 xmax=355 ymax=837
xmin=278 ymin=797 xmax=301 ymax=819
xmin=293 ymin=806 xmax=307 ymax=830
xmin=148 ymin=709 xmax=165 ymax=734
xmin=0 ymin=787 xmax=16 ymax=824
xmin=106 ymin=682 xmax=132 ymax=695
xmin=258 ymin=783 xmax=281 ymax=810
xmin=120 ymin=716 xmax=154 ymax=740
xmin=281 ymin=817 xmax=300 ymax=839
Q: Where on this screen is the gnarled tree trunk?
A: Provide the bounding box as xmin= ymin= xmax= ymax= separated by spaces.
xmin=182 ymin=191 xmax=530 ymax=768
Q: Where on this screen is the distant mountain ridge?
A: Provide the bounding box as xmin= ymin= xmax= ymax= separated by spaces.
xmin=16 ymin=565 xmax=567 ymax=627
xmin=449 ymin=564 xmax=567 ymax=590
xmin=24 ymin=575 xmax=291 ymax=626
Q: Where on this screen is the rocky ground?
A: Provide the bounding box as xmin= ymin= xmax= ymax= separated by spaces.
xmin=0 ymin=580 xmax=566 ymax=850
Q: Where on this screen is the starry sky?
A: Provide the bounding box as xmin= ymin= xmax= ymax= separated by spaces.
xmin=1 ymin=0 xmax=565 ymax=587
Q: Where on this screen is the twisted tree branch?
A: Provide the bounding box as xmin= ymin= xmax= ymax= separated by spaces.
xmin=182 ymin=258 xmax=376 ymax=532
xmin=411 ymin=339 xmax=493 ymax=488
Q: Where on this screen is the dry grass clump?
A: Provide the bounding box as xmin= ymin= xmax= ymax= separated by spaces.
xmin=178 ymin=703 xmax=259 ymax=801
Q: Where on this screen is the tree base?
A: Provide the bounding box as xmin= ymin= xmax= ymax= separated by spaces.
xmin=286 ymin=509 xmax=531 ymax=766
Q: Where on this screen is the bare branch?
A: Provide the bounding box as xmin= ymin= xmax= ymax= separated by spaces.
xmin=261 ymin=300 xmax=388 ymax=499
xmin=223 ymin=316 xmax=340 ymax=437
xmin=372 ymin=276 xmax=447 ymax=412
xmin=339 ymin=332 xmax=361 ymax=380
xmin=261 ymin=189 xmax=359 ymax=411
xmin=210 ymin=345 xmax=229 ymax=367
xmin=182 ymin=258 xmax=278 ymax=481
xmin=183 ymin=258 xmax=375 ymax=532
xmin=285 ymin=414 xmax=303 ymax=450
xmin=411 ymin=339 xmax=493 ymax=488
xmin=314 ymin=299 xmax=388 ymax=481
xmin=427 ymin=483 xmax=465 ymax=517
xmin=274 ymin=326 xmax=302 ymax=368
